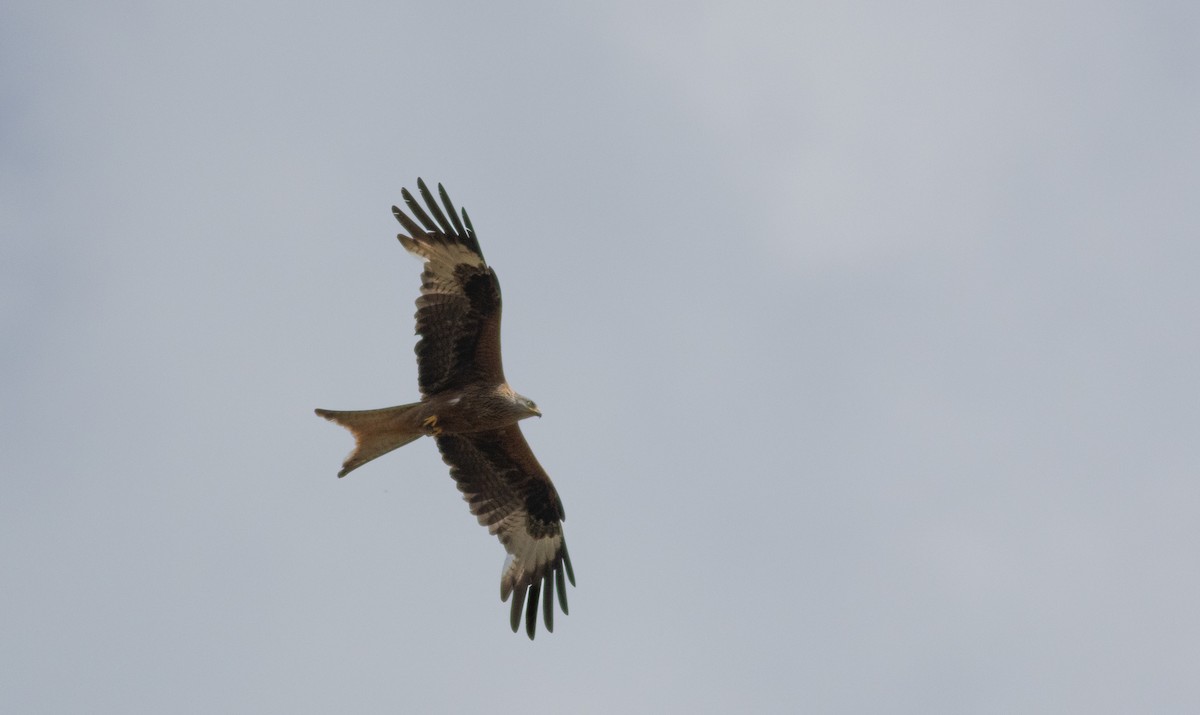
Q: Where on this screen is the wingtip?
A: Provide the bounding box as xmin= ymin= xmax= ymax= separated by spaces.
xmin=525 ymin=582 xmax=540 ymax=639
xmin=542 ymin=576 xmax=554 ymax=633
xmin=510 ymin=582 xmax=526 ymax=633
xmin=555 ymin=563 xmax=569 ymax=615
xmin=562 ymin=542 xmax=576 ymax=587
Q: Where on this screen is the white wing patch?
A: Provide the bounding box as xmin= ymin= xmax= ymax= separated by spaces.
xmin=488 ymin=508 xmax=573 ymax=638
xmin=402 ymin=234 xmax=484 ymax=272
xmin=493 ymin=511 xmax=564 ymax=601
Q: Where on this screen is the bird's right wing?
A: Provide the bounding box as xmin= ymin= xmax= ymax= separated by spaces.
xmin=392 ymin=179 xmax=506 ymax=396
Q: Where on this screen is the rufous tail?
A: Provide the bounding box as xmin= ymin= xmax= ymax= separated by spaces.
xmin=314 ymin=403 xmax=425 ymax=477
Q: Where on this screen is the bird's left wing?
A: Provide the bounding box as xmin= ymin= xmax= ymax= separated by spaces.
xmin=435 ymin=425 xmax=575 ymax=639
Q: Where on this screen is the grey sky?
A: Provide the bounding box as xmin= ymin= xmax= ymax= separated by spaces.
xmin=3 ymin=1 xmax=1199 ymax=712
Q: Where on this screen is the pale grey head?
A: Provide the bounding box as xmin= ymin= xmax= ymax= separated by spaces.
xmin=514 ymin=392 xmax=541 ymax=419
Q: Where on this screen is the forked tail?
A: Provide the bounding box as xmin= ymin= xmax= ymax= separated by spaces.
xmin=314 ymin=402 xmax=425 ymax=477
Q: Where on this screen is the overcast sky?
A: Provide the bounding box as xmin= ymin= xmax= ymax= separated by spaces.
xmin=3 ymin=1 xmax=1199 ymax=713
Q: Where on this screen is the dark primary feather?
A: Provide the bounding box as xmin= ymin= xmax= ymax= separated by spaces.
xmin=438 ymin=184 xmax=469 ymax=238
xmin=418 ymin=179 xmax=456 ymax=236
xmin=400 ymin=182 xmax=440 ymax=234
xmin=400 ymin=179 xmax=482 ymax=256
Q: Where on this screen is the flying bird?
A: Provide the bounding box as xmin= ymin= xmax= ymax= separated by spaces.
xmin=315 ymin=179 xmax=574 ymax=639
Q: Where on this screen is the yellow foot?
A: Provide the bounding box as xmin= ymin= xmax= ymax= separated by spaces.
xmin=422 ymin=415 xmax=443 ymax=436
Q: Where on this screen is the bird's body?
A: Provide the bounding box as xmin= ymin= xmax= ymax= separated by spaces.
xmin=315 ymin=179 xmax=573 ymax=639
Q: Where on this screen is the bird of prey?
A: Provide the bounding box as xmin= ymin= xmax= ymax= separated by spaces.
xmin=315 ymin=179 xmax=574 ymax=639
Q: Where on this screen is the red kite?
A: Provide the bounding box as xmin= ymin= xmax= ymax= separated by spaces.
xmin=316 ymin=180 xmax=573 ymax=638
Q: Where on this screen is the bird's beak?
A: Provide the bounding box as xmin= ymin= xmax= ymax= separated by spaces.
xmin=531 ymin=406 xmax=542 ymax=417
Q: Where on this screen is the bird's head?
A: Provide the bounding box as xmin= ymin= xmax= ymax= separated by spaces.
xmin=511 ymin=393 xmax=541 ymax=419
xmin=521 ymin=396 xmax=542 ymax=418
xmin=499 ymin=384 xmax=541 ymax=420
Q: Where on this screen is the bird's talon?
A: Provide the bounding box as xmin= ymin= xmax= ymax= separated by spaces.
xmin=423 ymin=415 xmax=442 ymax=436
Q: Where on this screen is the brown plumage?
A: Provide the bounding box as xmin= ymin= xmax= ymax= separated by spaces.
xmin=315 ymin=179 xmax=574 ymax=639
